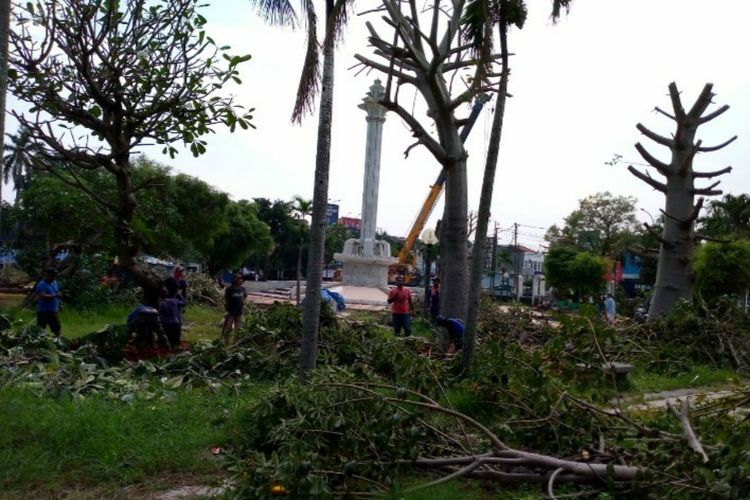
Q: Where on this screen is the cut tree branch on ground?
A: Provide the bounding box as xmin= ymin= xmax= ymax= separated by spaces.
xmin=666 ymin=398 xmax=709 ymax=463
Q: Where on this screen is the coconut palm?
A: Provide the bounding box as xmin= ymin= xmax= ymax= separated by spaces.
xmin=3 ymin=128 xmax=37 ymax=202
xmin=0 ymin=0 xmax=11 ymax=234
xmin=249 ymin=0 xmax=352 ymax=379
xmin=461 ymin=0 xmax=572 ymax=370
xmin=700 ymin=194 xmax=750 ymax=240
xmin=292 ymin=195 xmax=313 ymax=306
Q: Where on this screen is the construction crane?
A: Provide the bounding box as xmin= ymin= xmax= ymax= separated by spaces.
xmin=391 ymin=94 xmax=491 ymax=282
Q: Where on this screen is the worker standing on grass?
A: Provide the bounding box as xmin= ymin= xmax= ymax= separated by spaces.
xmin=426 ymin=277 xmax=440 ymax=321
xmin=35 ymin=268 xmax=63 ymax=339
xmin=164 ymin=265 xmax=188 ymax=300
xmin=159 ymin=290 xmax=186 ymax=348
xmin=436 ymin=316 xmax=464 ymax=356
xmin=605 ymin=294 xmax=617 ymax=325
xmin=222 ymin=274 xmax=247 ymax=344
xmin=388 ymin=276 xmax=414 ymax=336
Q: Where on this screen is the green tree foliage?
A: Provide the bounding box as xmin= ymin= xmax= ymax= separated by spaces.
xmin=324 ymin=223 xmax=351 ymax=263
xmin=14 ymin=159 xmax=271 ymax=277
xmin=694 ymin=240 xmax=750 ymax=301
xmin=545 ymin=192 xmax=639 ymax=257
xmin=253 ymin=198 xmax=307 ymax=279
xmin=14 ymin=173 xmax=112 ymax=274
xmin=544 ymin=246 xmax=607 ymax=300
xmin=8 ymin=0 xmax=254 ymax=293
xmin=699 ymin=194 xmax=750 ymax=240
xmin=205 ymin=200 xmax=273 ymax=275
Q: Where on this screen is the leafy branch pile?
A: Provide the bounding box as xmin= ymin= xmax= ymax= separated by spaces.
xmin=225 ymin=302 xmax=750 ymax=498
xmin=631 ymin=300 xmax=750 ymax=374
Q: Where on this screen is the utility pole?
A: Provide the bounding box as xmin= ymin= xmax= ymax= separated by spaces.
xmin=490 ymin=222 xmax=498 ymax=288
xmin=513 ymin=222 xmax=520 ymax=300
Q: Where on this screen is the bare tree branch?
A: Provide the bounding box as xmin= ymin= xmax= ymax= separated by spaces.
xmin=690 ymin=180 xmax=721 ymax=196
xmin=666 ymin=399 xmax=709 ymax=463
xmin=636 ymin=123 xmax=674 ymax=148
xmin=380 ymin=98 xmax=447 ymax=162
xmin=697 ymin=135 xmax=737 ymax=153
xmin=628 ymin=165 xmax=667 ymax=192
xmin=687 ymin=83 xmax=715 ymax=119
xmin=698 ymin=104 xmax=730 ymax=124
xmin=354 ymin=54 xmax=418 ymax=84
xmin=634 ymin=143 xmax=671 ymax=175
xmin=693 ymin=166 xmax=732 ymax=179
xmin=654 ymin=106 xmax=676 ymax=121
xmin=667 ymin=82 xmax=686 ymax=120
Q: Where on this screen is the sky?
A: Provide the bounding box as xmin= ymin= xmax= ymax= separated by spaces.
xmin=5 ymin=0 xmax=750 ymax=251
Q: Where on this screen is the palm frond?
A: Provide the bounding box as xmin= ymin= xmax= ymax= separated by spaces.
xmin=460 ymin=0 xmax=489 ymax=51
xmin=249 ymin=0 xmax=298 ymax=27
xmin=550 ymin=0 xmax=572 ymax=23
xmin=291 ymin=0 xmax=321 ymax=123
xmin=324 ymin=0 xmax=352 ymax=49
xmin=503 ymin=0 xmax=527 ymax=29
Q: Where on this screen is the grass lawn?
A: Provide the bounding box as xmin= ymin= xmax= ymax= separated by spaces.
xmin=0 ymin=385 xmax=269 ymax=498
xmin=1 ymin=293 xmax=225 ymax=342
xmin=390 ymin=478 xmax=552 ymax=499
xmin=629 ymin=364 xmax=744 ymax=393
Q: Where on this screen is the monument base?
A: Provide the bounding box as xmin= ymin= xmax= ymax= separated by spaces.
xmin=333 ymin=253 xmax=395 ymax=290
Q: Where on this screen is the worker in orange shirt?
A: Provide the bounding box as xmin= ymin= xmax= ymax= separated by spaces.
xmin=387 ymin=276 xmax=414 ymax=336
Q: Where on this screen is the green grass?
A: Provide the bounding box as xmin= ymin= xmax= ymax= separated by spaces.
xmin=0 ymin=384 xmax=269 ymax=497
xmin=2 ymin=296 xmax=225 ymax=342
xmin=629 ymin=364 xmax=744 ymax=394
xmin=182 ymin=305 xmax=225 ymax=342
xmin=388 ymin=478 xmax=546 ymax=499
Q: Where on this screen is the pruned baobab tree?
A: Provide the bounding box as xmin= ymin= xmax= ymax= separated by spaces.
xmin=628 ymin=82 xmax=736 ymax=319
xmin=8 ymin=0 xmax=253 ymax=300
xmin=354 ymin=0 xmax=505 ymax=320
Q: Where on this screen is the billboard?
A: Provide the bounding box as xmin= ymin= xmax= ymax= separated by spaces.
xmin=339 ymin=216 xmax=362 ymax=231
xmin=326 ymin=204 xmax=339 ymax=225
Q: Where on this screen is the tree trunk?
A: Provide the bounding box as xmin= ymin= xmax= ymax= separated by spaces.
xmin=440 ymin=156 xmax=468 ymax=320
xmin=463 ymin=21 xmax=509 ymax=372
xmin=299 ymin=37 xmax=335 ymax=380
xmin=0 ymin=1 xmax=11 ymax=236
xmin=112 ymin=163 xmax=160 ymax=305
xmin=296 ymin=240 xmax=302 ymax=306
xmin=649 ymin=173 xmax=697 ymax=318
xmin=626 ymin=83 xmax=735 ymax=319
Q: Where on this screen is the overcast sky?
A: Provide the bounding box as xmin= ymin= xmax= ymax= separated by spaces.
xmin=6 ymin=0 xmax=750 ymax=251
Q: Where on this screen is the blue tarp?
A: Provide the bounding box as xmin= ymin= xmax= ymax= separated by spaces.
xmin=320 ymin=289 xmax=346 ymax=312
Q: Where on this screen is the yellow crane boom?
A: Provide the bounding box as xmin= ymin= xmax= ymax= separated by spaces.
xmin=396 ymin=94 xmax=490 ymax=267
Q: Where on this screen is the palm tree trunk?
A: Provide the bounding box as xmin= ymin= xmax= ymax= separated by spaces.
xmin=299 ymin=35 xmax=335 ymax=380
xmin=462 ymin=21 xmax=510 ymax=372
xmin=296 ymin=238 xmax=302 ymax=306
xmin=0 ymin=1 xmax=11 ymax=237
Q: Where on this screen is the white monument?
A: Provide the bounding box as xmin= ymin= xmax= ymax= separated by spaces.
xmin=333 ymin=80 xmax=396 ymax=293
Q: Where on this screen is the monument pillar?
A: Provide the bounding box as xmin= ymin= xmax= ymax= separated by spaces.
xmin=333 ymin=80 xmax=396 ymax=294
xmin=359 ymin=80 xmax=386 ymax=257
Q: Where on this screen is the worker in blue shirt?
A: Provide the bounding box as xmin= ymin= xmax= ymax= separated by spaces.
xmin=35 ymin=268 xmax=63 ymax=337
xmin=436 ymin=316 xmax=464 ymax=356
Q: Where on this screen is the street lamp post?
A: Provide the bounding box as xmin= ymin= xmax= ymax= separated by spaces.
xmin=421 ymin=227 xmax=439 ymax=313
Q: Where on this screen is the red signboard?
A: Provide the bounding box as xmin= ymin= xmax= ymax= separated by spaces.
xmin=615 ymin=260 xmax=623 ymax=282
xmin=338 ymin=217 xmax=361 ymax=230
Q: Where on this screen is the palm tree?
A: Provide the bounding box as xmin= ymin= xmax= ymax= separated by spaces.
xmin=0 ymin=0 xmax=11 ymax=236
xmin=462 ymin=0 xmax=572 ymax=370
xmin=3 ymin=129 xmax=37 ymax=202
xmin=292 ymin=195 xmax=313 ymax=306
xmin=700 ymin=194 xmax=750 ymax=240
xmin=249 ymin=0 xmax=352 ymax=379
